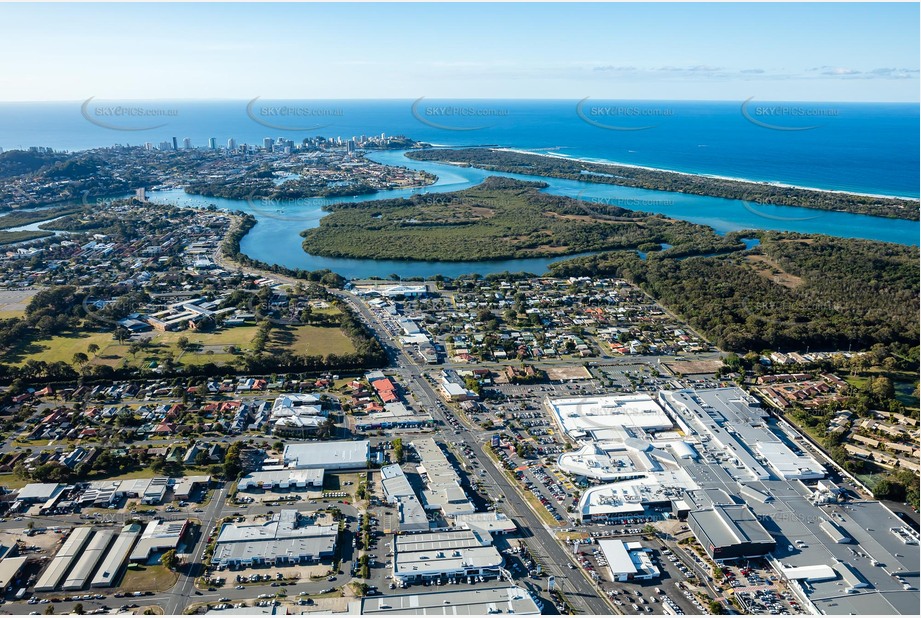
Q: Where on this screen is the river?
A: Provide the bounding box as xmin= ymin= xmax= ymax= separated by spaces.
xmin=144 ymin=150 xmax=919 ymax=280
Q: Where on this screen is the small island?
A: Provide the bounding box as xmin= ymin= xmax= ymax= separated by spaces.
xmin=406 ymin=147 xmax=920 ymax=221
xmin=301 ymin=176 xmax=744 ymax=261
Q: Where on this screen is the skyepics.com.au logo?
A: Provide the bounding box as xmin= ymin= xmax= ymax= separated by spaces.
xmin=756 ymin=511 xmax=822 ymax=525
xmin=740 ymin=297 xmax=843 ymax=326
xmin=574 ymin=189 xmax=676 ymax=218
xmin=739 ymin=194 xmax=824 ymax=222
xmin=741 ymin=97 xmax=839 ymax=131
xmin=246 ymin=97 xmax=343 ymax=132
xmin=410 ymin=98 xmax=508 ymax=131
xmin=576 ymin=98 xmax=674 ymax=131
xmin=81 ymin=97 xmax=178 ymax=132
xmin=81 ymin=190 xmax=128 ymax=210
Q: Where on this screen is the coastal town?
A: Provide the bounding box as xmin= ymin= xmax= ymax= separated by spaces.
xmin=0 ymin=152 xmax=917 ymax=617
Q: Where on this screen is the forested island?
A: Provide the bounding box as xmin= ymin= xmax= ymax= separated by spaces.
xmin=300 ymin=177 xmax=744 ymax=261
xmin=548 ymin=231 xmax=919 ymax=353
xmin=406 ymin=148 xmax=920 ymax=221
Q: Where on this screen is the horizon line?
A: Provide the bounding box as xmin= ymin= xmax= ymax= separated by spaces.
xmin=1 ymin=97 xmax=919 ymax=105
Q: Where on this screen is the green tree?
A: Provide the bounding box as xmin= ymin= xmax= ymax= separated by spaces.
xmin=708 ymin=601 xmax=724 ymax=615
xmin=392 ymin=438 xmax=404 ymax=463
xmin=161 ymin=548 xmax=178 ymax=571
xmin=223 ymin=441 xmax=244 ymax=480
xmin=73 ymin=603 xmax=84 ymax=615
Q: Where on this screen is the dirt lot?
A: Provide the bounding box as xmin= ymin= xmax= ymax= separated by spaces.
xmin=545 ymin=366 xmax=593 ymax=381
xmin=0 ymin=288 xmax=34 ymax=318
xmin=0 ymin=528 xmax=64 ymax=557
xmin=662 ymin=359 xmax=723 ymax=376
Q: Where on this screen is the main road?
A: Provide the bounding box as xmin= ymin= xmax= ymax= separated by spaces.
xmin=338 ymin=291 xmax=615 ymax=615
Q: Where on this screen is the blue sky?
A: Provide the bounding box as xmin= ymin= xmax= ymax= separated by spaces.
xmin=1 ymin=2 xmax=918 ymax=102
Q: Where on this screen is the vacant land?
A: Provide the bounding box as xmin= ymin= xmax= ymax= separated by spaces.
xmin=118 ymin=564 xmax=178 ymax=593
xmin=0 ymin=288 xmax=34 ymax=318
xmin=281 ymin=324 xmax=355 ymax=357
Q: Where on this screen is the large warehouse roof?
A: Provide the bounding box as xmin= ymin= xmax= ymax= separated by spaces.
xmin=354 ymin=586 xmax=541 ymax=615
xmin=547 ymin=393 xmax=673 ymax=440
xmin=283 ymin=440 xmax=369 ymax=469
xmin=688 ymin=504 xmax=774 ymax=548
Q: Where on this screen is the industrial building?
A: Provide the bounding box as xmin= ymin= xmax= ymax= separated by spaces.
xmin=597 ymin=540 xmax=660 ymax=581
xmin=16 ymin=483 xmax=66 ymax=504
xmin=351 ymin=586 xmax=542 ymax=615
xmin=63 ymin=529 xmax=114 ymax=590
xmin=411 ymin=438 xmax=475 ymax=517
xmin=379 ymin=464 xmax=429 ymax=532
xmin=91 ymin=524 xmax=141 ymax=588
xmin=452 ymin=512 xmax=518 ymax=536
xmin=35 ymin=527 xmax=94 ymax=591
xmin=687 ymin=504 xmax=776 ymax=562
xmin=129 ymin=519 xmax=188 ymax=564
xmin=0 ymin=555 xmax=29 ymax=591
xmin=237 ymin=469 xmax=324 ymax=492
xmin=283 ymin=440 xmax=369 ymax=470
xmin=211 ymin=510 xmax=337 ymax=568
xmin=392 ymin=528 xmax=503 ymax=584
xmin=658 ymin=388 xmax=825 ymax=481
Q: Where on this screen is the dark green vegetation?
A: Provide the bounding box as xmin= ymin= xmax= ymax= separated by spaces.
xmin=406 ymin=148 xmax=920 ymax=221
xmin=0 ymin=230 xmax=53 ymax=245
xmin=302 ymin=177 xmax=743 ymax=261
xmin=550 ymin=231 xmax=919 ymax=353
xmin=0 ymin=149 xmax=66 ymax=179
xmin=873 ymin=469 xmax=920 ymax=510
xmin=0 ymin=204 xmax=86 ymax=229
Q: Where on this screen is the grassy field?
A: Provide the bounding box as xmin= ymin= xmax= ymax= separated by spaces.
xmin=0 ymin=472 xmax=31 ymax=489
xmin=118 ymin=564 xmax=178 ymax=592
xmin=5 ymin=330 xmax=114 ymax=366
xmin=276 ymin=324 xmax=355 ymax=357
xmin=10 ymin=322 xmax=355 ymax=369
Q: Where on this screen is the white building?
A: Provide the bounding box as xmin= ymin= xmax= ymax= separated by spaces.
xmin=238 ymin=469 xmax=324 ymax=491
xmin=597 ymin=540 xmax=660 ymax=581
xmin=546 ymin=393 xmax=674 ymax=441
xmin=283 ymin=441 xmax=369 ymax=470
xmin=393 ymin=529 xmax=503 ymax=584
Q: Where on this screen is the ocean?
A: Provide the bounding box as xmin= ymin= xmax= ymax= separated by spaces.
xmin=1 ymin=99 xmax=918 ymax=198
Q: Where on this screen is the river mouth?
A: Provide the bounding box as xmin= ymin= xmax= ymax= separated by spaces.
xmin=144 ymin=150 xmax=919 ymax=280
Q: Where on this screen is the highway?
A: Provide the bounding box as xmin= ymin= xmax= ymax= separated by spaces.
xmin=339 ymin=291 xmax=614 ymax=615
